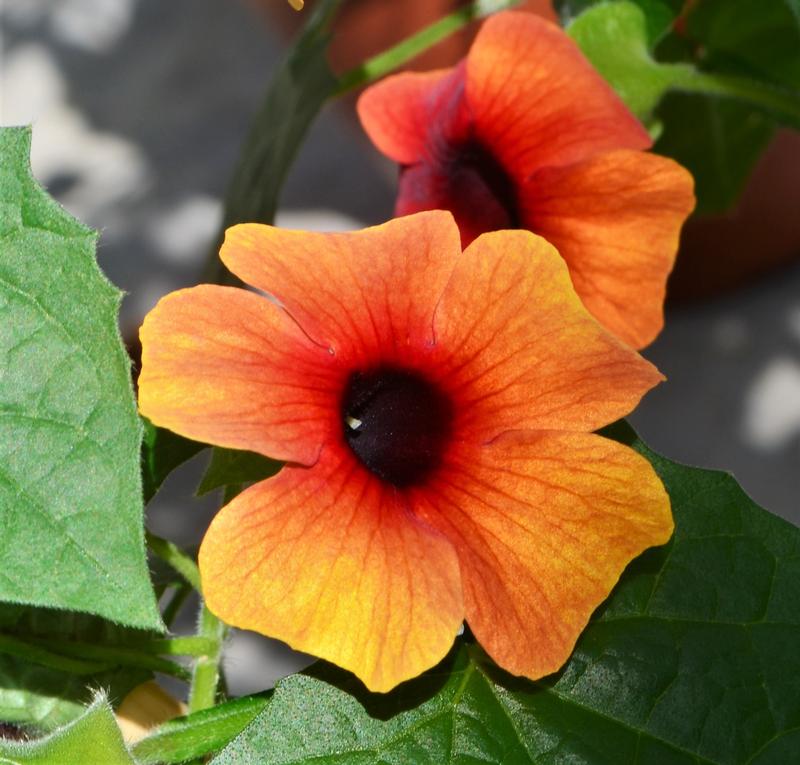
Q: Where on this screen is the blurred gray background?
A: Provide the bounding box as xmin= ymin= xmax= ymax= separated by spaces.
xmin=2 ymin=0 xmax=798 ymax=696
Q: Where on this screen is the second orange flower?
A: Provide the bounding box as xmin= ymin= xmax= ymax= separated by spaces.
xmin=358 ymin=11 xmax=695 ymax=348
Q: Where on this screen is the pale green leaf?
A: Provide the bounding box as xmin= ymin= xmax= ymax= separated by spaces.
xmin=568 ymin=1 xmax=688 ymax=117
xmin=0 ymin=126 xmax=161 ymax=629
xmin=0 ymin=694 xmax=134 ymax=765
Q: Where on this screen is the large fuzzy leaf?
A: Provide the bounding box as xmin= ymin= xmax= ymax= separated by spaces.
xmin=0 ymin=127 xmax=161 ymax=629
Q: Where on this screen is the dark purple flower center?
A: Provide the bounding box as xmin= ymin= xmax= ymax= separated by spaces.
xmin=447 ymin=138 xmax=520 ymax=230
xmin=341 ymin=366 xmax=453 ymax=488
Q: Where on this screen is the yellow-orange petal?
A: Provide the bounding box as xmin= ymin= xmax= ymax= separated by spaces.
xmin=357 ymin=68 xmax=454 ymax=165
xmin=139 ymin=285 xmax=340 ymax=464
xmin=524 ymin=150 xmax=696 ymax=349
xmin=411 ymin=431 xmax=673 ymax=680
xmin=431 ymin=230 xmax=663 ymax=439
xmin=219 ymin=211 xmax=462 ymax=365
xmin=198 ymin=448 xmax=464 ymax=693
xmin=467 ymin=12 xmax=650 ymax=179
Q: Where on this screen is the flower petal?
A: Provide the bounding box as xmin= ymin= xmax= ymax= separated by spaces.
xmin=139 ymin=285 xmax=339 ymax=464
xmin=467 ymin=12 xmax=650 ymax=178
xmin=199 ymin=448 xmax=464 ymax=693
xmin=523 ymin=150 xmax=696 ymax=348
xmin=357 ymin=68 xmax=454 ymax=164
xmin=220 ymin=211 xmax=462 ymax=364
xmin=411 ymin=431 xmax=673 ymax=680
xmin=432 ymin=230 xmax=663 ymax=438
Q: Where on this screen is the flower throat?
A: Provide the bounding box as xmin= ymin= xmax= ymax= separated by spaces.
xmin=341 ymin=366 xmax=453 ymax=488
xmin=454 ymin=139 xmax=521 ymax=229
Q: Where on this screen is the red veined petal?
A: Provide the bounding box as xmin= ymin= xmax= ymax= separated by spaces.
xmin=199 ymin=448 xmax=464 ymax=693
xmin=431 ymin=230 xmax=663 ymax=439
xmin=138 ymin=285 xmax=339 ymax=464
xmin=523 ymin=150 xmax=696 ymax=348
xmin=467 ymin=12 xmax=651 ymax=179
xmin=219 ymin=211 xmax=462 ymax=366
xmin=411 ymin=431 xmax=672 ymax=679
xmin=357 ymin=68 xmax=454 ymax=165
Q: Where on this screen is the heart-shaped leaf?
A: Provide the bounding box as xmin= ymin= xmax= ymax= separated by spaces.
xmin=0 ymin=127 xmax=161 ymax=629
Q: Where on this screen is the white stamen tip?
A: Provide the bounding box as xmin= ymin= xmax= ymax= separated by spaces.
xmin=346 ymin=416 xmax=363 ymax=431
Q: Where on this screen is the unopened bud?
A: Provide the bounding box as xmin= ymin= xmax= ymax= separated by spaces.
xmin=115 ymin=681 xmax=187 ymax=743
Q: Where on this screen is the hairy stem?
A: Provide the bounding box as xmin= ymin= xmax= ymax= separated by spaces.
xmin=144 ymin=636 xmax=218 ymax=657
xmin=146 ymin=530 xmax=202 ymax=593
xmin=187 ymin=603 xmax=228 ymax=714
xmin=161 ymin=583 xmax=192 ymax=628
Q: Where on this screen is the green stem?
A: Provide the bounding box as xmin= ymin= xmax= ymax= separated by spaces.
xmin=203 ymin=0 xmax=521 ymax=285
xmin=187 ymin=603 xmax=228 ymax=714
xmin=161 ymin=583 xmax=192 ymax=628
xmin=0 ymin=634 xmax=109 ymax=675
xmin=145 ymin=636 xmax=218 ymax=657
xmin=146 ymin=530 xmax=202 ymax=593
xmin=666 ymin=63 xmax=800 ymax=126
xmin=29 ymin=637 xmax=191 ymax=682
xmin=334 ymin=0 xmax=521 ymax=96
xmin=0 ymin=633 xmax=214 ymax=680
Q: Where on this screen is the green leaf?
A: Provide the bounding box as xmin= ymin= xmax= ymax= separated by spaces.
xmin=557 ymin=0 xmax=679 ymax=45
xmin=686 ymin=0 xmax=800 ymax=90
xmin=654 ymin=93 xmax=775 ymax=215
xmin=0 ymin=693 xmax=135 ymax=764
xmin=568 ymin=2 xmax=800 ymax=214
xmin=0 ymin=634 xmax=108 ymax=675
xmin=0 ymin=605 xmax=189 ymax=686
xmin=197 ymin=448 xmax=282 ymax=497
xmin=568 ymin=1 xmax=681 ymax=117
xmin=569 ymin=2 xmax=800 ymax=126
xmin=132 ymin=693 xmax=269 ymax=765
xmin=0 ymin=127 xmax=161 ymax=630
xmin=0 ymin=602 xmax=157 ymax=646
xmin=0 ymin=604 xmax=155 ymax=731
xmin=212 ymin=426 xmax=800 ymax=764
xmin=141 ymin=418 xmax=206 ymax=504
xmin=0 ymin=655 xmax=147 ymax=734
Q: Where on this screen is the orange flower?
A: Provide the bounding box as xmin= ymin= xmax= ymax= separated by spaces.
xmin=139 ymin=211 xmax=672 ymax=692
xmin=358 ymin=12 xmax=695 ymax=349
